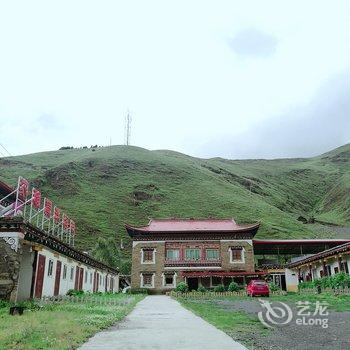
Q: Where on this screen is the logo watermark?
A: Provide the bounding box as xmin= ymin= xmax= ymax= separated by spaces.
xmin=258 ymin=299 xmax=329 ymax=329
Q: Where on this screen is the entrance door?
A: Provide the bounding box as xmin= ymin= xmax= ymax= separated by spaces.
xmin=54 ymin=260 xmax=62 ymax=296
xmin=79 ymin=268 xmax=84 ymax=291
xmin=187 ymin=278 xmax=198 ymax=291
xmin=74 ymin=266 xmax=80 ymax=290
xmin=34 ymin=254 xmax=46 ymax=299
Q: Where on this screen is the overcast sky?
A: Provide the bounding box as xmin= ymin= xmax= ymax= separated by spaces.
xmin=1 ymin=1 xmax=350 ymax=159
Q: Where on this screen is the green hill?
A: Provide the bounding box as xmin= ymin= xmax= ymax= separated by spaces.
xmin=1 ymin=144 xmax=349 ymax=269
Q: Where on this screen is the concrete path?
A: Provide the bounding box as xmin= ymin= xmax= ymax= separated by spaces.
xmin=79 ymin=295 xmax=247 ymax=350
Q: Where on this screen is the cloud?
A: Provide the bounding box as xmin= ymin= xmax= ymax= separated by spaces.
xmin=200 ymin=71 xmax=350 ymax=159
xmin=228 ymin=29 xmax=278 ymax=57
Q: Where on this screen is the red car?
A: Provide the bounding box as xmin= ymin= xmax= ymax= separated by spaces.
xmin=246 ymin=280 xmax=270 ymax=297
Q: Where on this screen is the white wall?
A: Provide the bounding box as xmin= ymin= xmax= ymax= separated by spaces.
xmin=17 ymin=245 xmax=34 ymax=300
xmin=31 ymin=246 xmax=118 ymax=298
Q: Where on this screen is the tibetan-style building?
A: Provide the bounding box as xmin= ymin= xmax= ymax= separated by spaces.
xmin=126 ymin=218 xmax=263 ymax=292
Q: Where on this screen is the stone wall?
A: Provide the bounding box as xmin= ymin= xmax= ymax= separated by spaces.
xmin=131 ymin=241 xmax=165 ymax=293
xmin=0 ymin=237 xmax=22 ymax=301
xmin=220 ymin=240 xmax=255 ymax=271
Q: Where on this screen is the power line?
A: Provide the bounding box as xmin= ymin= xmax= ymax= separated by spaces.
xmin=0 ymin=142 xmax=11 ymax=157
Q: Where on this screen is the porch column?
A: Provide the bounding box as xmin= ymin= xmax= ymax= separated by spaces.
xmin=322 ymin=260 xmax=328 ymax=276
xmin=309 ymin=265 xmax=313 ymax=281
xmin=338 ymin=255 xmax=343 ymax=272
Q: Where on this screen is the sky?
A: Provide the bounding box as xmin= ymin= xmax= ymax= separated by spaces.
xmin=0 ymin=0 xmax=350 ymax=159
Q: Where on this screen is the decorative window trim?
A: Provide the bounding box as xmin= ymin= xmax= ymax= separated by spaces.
xmin=62 ymin=265 xmax=67 ymax=280
xmin=140 ymin=273 xmax=155 ymax=288
xmin=141 ymin=248 xmax=156 ymax=264
xmin=162 ymin=272 xmax=177 ymax=288
xmin=206 ymin=248 xmax=220 ymax=261
xmin=70 ymin=266 xmax=74 ymax=281
xmin=47 ymin=259 xmax=54 ymax=277
xmin=229 ymin=247 xmax=245 ymax=264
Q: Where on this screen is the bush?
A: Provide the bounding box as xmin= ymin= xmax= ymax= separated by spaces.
xmin=175 ymin=282 xmax=188 ymax=293
xmin=227 ymin=281 xmax=239 ymax=292
xmin=213 ymin=284 xmax=226 ymax=292
xmin=67 ymin=289 xmax=84 ymax=296
xmin=130 ymin=288 xmax=149 ymax=294
xmin=197 ymin=285 xmax=207 ymax=293
xmin=268 ymin=283 xmax=281 ymax=292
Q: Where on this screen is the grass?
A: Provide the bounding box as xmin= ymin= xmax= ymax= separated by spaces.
xmin=0 ymin=293 xmax=144 ymax=350
xmin=0 ymin=143 xmax=349 ymax=268
xmin=269 ymin=292 xmax=350 ymax=312
xmin=177 ymin=297 xmax=269 ymax=348
xmin=175 ymin=292 xmax=350 ymax=347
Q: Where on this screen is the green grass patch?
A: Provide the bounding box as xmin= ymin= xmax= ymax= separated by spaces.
xmin=177 ymin=297 xmax=269 ymax=347
xmin=269 ymin=292 xmax=350 ymax=312
xmin=0 ymin=294 xmax=144 ymax=350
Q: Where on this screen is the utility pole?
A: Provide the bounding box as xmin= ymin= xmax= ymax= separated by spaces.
xmin=124 ymin=112 xmax=132 ymax=146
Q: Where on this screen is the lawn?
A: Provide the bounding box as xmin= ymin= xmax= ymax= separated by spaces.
xmin=177 ymin=296 xmax=269 ymax=347
xmin=175 ymin=292 xmax=350 ymax=348
xmin=0 ymin=293 xmax=144 ymax=350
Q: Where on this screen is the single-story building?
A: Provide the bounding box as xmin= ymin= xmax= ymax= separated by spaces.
xmin=285 ymin=242 xmax=350 ymax=292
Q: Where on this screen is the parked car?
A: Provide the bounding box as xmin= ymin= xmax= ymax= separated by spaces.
xmin=246 ymin=280 xmax=269 ymax=297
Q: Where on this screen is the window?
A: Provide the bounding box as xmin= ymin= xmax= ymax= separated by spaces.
xmin=70 ymin=267 xmax=74 ymax=281
xmin=206 ymin=249 xmax=219 ymax=261
xmin=85 ymin=271 xmax=88 ymax=283
xmin=334 ymin=266 xmax=339 ymax=274
xmin=230 ymin=247 xmax=244 ymax=263
xmin=141 ymin=273 xmax=154 ymax=288
xmin=326 ymin=265 xmax=332 ymax=276
xmin=166 ymin=249 xmax=180 ymax=261
xmin=163 ymin=273 xmax=176 ymax=287
xmin=63 ymin=265 xmax=67 ymax=280
xmin=47 ymin=259 xmax=54 ymax=277
xmin=90 ymin=272 xmax=93 ymax=284
xmin=185 ymin=248 xmax=200 ymax=261
xmin=141 ymin=248 xmax=155 ymax=264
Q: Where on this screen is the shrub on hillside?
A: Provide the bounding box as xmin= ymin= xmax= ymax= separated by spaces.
xmin=197 ymin=285 xmax=207 ymax=293
xmin=213 ymin=284 xmax=226 ymax=292
xmin=268 ymin=283 xmax=281 ymax=292
xmin=67 ymin=289 xmax=84 ymax=296
xmin=299 ymin=273 xmax=350 ymax=291
xmin=227 ymin=281 xmax=239 ymax=292
xmin=175 ymin=282 xmax=188 ymax=293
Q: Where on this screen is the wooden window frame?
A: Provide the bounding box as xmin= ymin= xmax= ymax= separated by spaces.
xmin=141 ymin=273 xmax=155 ymax=288
xmin=141 ymin=248 xmax=156 ymax=264
xmin=229 ymin=247 xmax=245 ymax=264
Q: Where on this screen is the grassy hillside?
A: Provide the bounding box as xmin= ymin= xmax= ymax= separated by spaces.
xmin=0 ymin=144 xmax=349 ymax=267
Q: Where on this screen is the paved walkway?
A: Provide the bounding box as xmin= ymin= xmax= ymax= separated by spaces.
xmin=79 ymin=295 xmax=247 ymax=350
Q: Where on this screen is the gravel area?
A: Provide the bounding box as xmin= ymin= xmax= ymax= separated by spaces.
xmin=215 ymin=299 xmax=350 ymax=350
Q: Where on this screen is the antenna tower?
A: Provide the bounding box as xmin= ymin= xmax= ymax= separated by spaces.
xmin=124 ymin=112 xmax=132 ymax=146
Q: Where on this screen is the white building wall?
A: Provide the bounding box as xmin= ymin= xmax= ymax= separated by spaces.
xmin=17 ymin=245 xmax=34 ymax=300
xmin=32 ymin=246 xmax=118 ymax=299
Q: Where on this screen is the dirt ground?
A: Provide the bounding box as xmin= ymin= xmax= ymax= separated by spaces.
xmin=216 ymin=299 xmax=350 ymax=350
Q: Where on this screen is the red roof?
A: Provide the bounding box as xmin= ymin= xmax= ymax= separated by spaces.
xmin=125 ymin=218 xmax=259 ymax=233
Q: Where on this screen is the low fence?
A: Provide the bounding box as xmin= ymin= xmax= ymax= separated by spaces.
xmin=36 ymin=295 xmax=134 ymax=306
xmin=299 ymin=287 xmax=350 ymax=295
xmin=168 ymin=290 xmax=287 ymax=298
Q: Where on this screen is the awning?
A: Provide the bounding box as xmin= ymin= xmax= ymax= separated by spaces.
xmin=181 ymin=271 xmax=266 ymax=278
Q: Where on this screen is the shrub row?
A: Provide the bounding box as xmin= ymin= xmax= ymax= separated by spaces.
xmin=299 ymin=272 xmax=350 ymax=290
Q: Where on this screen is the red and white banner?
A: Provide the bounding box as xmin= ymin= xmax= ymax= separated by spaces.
xmin=1 ymin=176 xmax=77 ymax=246
xmin=43 ymin=198 xmax=53 ymax=218
xmin=53 ymin=206 xmax=61 ymax=224
xmin=31 ymin=188 xmax=41 ymax=209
